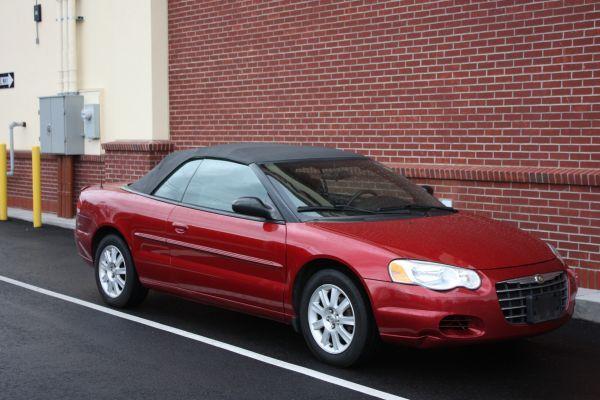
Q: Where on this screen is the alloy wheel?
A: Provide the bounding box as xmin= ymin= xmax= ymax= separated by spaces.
xmin=98 ymin=245 xmax=127 ymax=298
xmin=307 ymin=284 xmax=356 ymax=354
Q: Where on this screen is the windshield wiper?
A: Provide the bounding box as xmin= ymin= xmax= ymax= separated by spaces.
xmin=297 ymin=205 xmax=413 ymax=215
xmin=297 ymin=205 xmax=378 ymax=214
xmin=377 ymin=204 xmax=457 ymax=213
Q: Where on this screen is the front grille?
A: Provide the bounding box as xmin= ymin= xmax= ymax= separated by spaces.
xmin=496 ymin=271 xmax=568 ymax=324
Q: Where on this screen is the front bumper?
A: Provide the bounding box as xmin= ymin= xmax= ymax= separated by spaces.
xmin=365 ymin=259 xmax=577 ymax=348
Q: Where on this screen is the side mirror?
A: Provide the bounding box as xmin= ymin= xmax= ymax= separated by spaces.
xmin=421 ymin=185 xmax=434 ymax=196
xmin=232 ymin=197 xmax=275 ymax=220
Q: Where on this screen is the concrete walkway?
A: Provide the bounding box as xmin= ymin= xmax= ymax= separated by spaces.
xmin=7 ymin=207 xmax=75 ymax=230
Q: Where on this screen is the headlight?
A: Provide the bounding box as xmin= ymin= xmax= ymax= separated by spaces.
xmin=388 ymin=259 xmax=481 ymax=291
xmin=547 ymin=243 xmax=565 ymax=265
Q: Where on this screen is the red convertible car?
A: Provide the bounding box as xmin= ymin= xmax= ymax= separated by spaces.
xmin=75 ymin=143 xmax=577 ymax=366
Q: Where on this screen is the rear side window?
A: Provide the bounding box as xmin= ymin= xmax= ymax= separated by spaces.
xmin=153 ymin=159 xmax=202 ymax=201
xmin=182 ymin=159 xmax=270 ymax=212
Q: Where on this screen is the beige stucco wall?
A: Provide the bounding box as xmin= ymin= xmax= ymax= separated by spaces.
xmin=0 ymin=0 xmax=169 ymax=154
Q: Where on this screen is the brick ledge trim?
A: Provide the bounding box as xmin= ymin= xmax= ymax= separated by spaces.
xmin=392 ymin=164 xmax=600 ymax=187
xmin=77 ymin=154 xmax=104 ymax=163
xmin=12 ymin=151 xmax=58 ymax=160
xmin=11 ymin=152 xmax=103 ymax=163
xmin=11 ymin=152 xmax=104 ymax=163
xmin=101 ymin=140 xmax=173 ymax=153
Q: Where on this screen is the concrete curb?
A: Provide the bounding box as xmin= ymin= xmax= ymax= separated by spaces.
xmin=5 ymin=207 xmax=600 ymax=325
xmin=7 ymin=207 xmax=75 ymax=230
xmin=574 ymin=288 xmax=600 ymax=324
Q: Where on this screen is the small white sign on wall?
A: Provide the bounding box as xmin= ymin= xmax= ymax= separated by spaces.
xmin=0 ymin=72 xmax=15 ymax=89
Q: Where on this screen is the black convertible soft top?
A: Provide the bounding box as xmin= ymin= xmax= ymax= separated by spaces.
xmin=129 ymin=142 xmax=365 ymax=195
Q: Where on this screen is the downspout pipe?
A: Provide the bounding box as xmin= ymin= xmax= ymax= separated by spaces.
xmin=56 ymin=0 xmax=64 ymax=93
xmin=61 ymin=0 xmax=68 ymax=93
xmin=66 ymin=0 xmax=77 ymax=94
xmin=7 ymin=122 xmax=26 ymax=177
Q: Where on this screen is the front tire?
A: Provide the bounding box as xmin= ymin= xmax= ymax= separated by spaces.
xmin=299 ymin=269 xmax=374 ymax=367
xmin=94 ymin=234 xmax=148 ymax=308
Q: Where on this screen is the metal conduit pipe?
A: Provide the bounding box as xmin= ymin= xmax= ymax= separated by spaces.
xmin=56 ymin=0 xmax=78 ymax=94
xmin=66 ymin=0 xmax=78 ymax=93
xmin=7 ymin=122 xmax=26 ymax=177
xmin=61 ymin=0 xmax=68 ymax=93
xmin=56 ymin=0 xmax=64 ymax=93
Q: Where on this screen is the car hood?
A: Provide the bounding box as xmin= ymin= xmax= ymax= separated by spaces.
xmin=308 ymin=212 xmax=555 ymax=270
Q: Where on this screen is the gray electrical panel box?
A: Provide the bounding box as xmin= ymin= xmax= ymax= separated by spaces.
xmin=39 ymin=95 xmax=84 ymax=155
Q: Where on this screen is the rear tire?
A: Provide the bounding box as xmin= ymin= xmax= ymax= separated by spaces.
xmin=299 ymin=269 xmax=375 ymax=367
xmin=94 ymin=234 xmax=148 ymax=308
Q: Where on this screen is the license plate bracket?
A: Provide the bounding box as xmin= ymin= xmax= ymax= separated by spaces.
xmin=526 ymin=292 xmax=563 ymax=324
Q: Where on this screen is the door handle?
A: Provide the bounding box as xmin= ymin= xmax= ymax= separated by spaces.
xmin=172 ymin=222 xmax=188 ymax=234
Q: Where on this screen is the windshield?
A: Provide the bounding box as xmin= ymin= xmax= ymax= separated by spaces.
xmin=260 ymin=158 xmax=451 ymax=219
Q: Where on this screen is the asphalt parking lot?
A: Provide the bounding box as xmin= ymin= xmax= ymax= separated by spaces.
xmin=1 ymin=219 xmax=599 ymax=400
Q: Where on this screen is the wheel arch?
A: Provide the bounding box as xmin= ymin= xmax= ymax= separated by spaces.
xmin=291 ymin=258 xmax=375 ymax=321
xmin=91 ymin=225 xmax=129 ymax=263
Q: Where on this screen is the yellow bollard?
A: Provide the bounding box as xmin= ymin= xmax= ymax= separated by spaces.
xmin=0 ymin=144 xmax=6 ymax=221
xmin=32 ymin=146 xmax=42 ymax=228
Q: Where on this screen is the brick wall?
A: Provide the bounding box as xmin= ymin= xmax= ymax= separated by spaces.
xmin=73 ymin=155 xmax=105 ymax=206
xmin=4 ymin=141 xmax=172 ymax=214
xmin=168 ymin=0 xmax=599 ymax=168
xmin=6 ymin=152 xmax=58 ymax=212
xmin=101 ymin=141 xmax=173 ymax=183
xmin=4 ymin=152 xmax=104 ymax=213
xmin=168 ymin=0 xmax=600 ymax=288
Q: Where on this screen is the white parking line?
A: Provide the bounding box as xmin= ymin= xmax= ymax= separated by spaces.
xmin=0 ymin=274 xmax=409 ymax=400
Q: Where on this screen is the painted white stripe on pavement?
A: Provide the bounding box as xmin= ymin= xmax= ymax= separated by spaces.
xmin=0 ymin=274 xmax=409 ymax=400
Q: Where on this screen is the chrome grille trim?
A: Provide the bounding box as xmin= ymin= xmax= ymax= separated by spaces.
xmin=495 ymin=271 xmax=568 ymax=324
xmin=501 ymin=271 xmax=563 ymax=285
